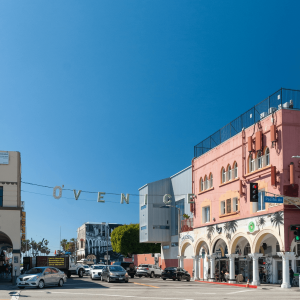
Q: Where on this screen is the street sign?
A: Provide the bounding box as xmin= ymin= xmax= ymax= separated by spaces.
xmin=264 ymin=196 xmax=283 ymax=203
xmin=104 ymin=255 xmax=110 ymax=260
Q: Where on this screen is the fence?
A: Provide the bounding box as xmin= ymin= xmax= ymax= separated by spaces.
xmin=181 ymin=218 xmax=193 ymax=232
xmin=194 ymin=88 xmax=300 ymax=158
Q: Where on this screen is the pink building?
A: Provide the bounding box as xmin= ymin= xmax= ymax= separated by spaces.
xmin=179 ymin=88 xmax=300 ymax=288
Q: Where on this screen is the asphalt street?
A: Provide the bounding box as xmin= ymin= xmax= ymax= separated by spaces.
xmin=1 ymin=276 xmax=300 ymax=300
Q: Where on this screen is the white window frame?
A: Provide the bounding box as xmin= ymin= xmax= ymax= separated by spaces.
xmin=265 ymin=148 xmax=270 ymax=166
xmin=202 ymin=206 xmax=210 ymax=223
xmin=233 ymin=197 xmax=238 ymax=212
xmin=234 ymin=163 xmax=238 ymax=178
xmin=200 ymin=178 xmax=203 ymax=191
xmin=210 ymin=174 xmax=213 ymax=188
xmin=221 ymin=201 xmax=225 ymax=215
xmin=222 ymin=169 xmax=226 ymax=183
xmin=228 ymin=166 xmax=232 ymax=181
xmin=204 ymin=176 xmax=208 ymax=190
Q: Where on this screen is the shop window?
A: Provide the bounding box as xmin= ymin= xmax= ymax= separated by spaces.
xmin=209 ymin=173 xmax=213 ymax=188
xmin=202 ymin=206 xmax=210 ymax=223
xmin=221 ymin=201 xmax=225 ymax=215
xmin=221 ymin=168 xmax=226 ymax=183
xmin=226 ymin=199 xmax=231 ymax=214
xmin=233 ymin=197 xmax=238 ymax=212
xmin=233 ymin=162 xmax=238 ymax=178
xmin=244 ymin=243 xmax=251 ymax=256
xmin=0 ymin=187 xmax=2 ymax=207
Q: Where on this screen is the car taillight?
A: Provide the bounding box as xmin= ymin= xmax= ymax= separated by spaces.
xmin=146 ymin=268 xmax=149 ymax=270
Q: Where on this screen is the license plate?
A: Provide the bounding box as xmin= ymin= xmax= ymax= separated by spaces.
xmin=20 ymin=282 xmax=25 ymax=285
xmin=119 ymin=277 xmax=124 ymax=280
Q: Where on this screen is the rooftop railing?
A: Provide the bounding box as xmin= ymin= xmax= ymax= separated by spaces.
xmin=194 ymin=88 xmax=300 ymax=158
xmin=181 ymin=218 xmax=193 ymax=233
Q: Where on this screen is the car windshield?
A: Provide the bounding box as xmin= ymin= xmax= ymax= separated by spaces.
xmin=93 ymin=266 xmax=105 ymax=270
xmin=109 ymin=266 xmax=124 ymax=272
xmin=83 ymin=265 xmax=89 ymax=269
xmin=26 ymin=268 xmax=45 ymax=274
xmin=165 ymin=267 xmax=176 ymax=271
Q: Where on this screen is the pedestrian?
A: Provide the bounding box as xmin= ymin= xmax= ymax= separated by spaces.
xmin=289 ymin=266 xmax=294 ymax=287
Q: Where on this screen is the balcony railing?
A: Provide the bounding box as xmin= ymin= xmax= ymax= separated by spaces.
xmin=181 ymin=218 xmax=193 ymax=233
xmin=194 ymin=88 xmax=300 ymax=158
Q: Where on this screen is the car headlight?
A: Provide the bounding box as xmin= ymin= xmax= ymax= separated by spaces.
xmin=29 ymin=276 xmax=39 ymax=281
xmin=109 ymin=272 xmax=114 ymax=276
xmin=125 ymin=272 xmax=128 ymax=276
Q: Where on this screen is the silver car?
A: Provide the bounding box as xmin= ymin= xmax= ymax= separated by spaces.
xmin=17 ymin=267 xmax=67 ymax=289
xmin=101 ymin=265 xmax=129 ymax=283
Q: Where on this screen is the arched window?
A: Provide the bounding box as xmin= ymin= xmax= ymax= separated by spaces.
xmin=249 ymin=154 xmax=254 ymax=172
xmin=209 ymin=173 xmax=213 ymax=188
xmin=200 ymin=178 xmax=203 ymax=192
xmin=257 ymin=151 xmax=262 ymax=169
xmin=227 ymin=165 xmax=232 ymax=181
xmin=265 ymin=148 xmax=270 ymax=166
xmin=233 ymin=162 xmax=238 ymax=178
xmin=204 ymin=175 xmax=208 ymax=190
xmin=221 ymin=168 xmax=226 ymax=183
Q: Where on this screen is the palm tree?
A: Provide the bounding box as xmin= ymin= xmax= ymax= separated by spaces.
xmin=271 ymin=211 xmax=284 ymax=236
xmin=256 ymin=217 xmax=266 ymax=229
xmin=207 ymin=225 xmax=215 ymax=241
xmin=228 ymin=220 xmax=238 ymax=234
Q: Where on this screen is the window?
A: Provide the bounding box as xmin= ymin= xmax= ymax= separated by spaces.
xmin=265 ymin=148 xmax=270 ymax=166
xmin=209 ymin=174 xmax=213 ymax=188
xmin=0 ymin=187 xmax=2 ymax=207
xmin=222 ymin=168 xmax=226 ymax=183
xmin=233 ymin=197 xmax=238 ymax=212
xmin=257 ymin=152 xmax=262 ymax=169
xmin=162 ymin=245 xmax=170 ymax=250
xmin=141 ymin=205 xmax=146 ymax=210
xmin=202 ymin=206 xmax=210 ymax=223
xmin=233 ymin=162 xmax=238 ymax=178
xmin=204 ymin=175 xmax=208 ymax=190
xmin=200 ymin=178 xmax=203 ymax=191
xmin=141 ymin=226 xmax=147 ymax=230
xmin=249 ymin=154 xmax=254 ymax=172
xmin=226 ymin=199 xmax=231 ymax=214
xmin=81 ymin=240 xmax=84 ymax=248
xmin=221 ymin=201 xmax=225 ymax=215
xmin=227 ymin=165 xmax=232 ymax=181
xmin=276 ymin=242 xmax=280 ymax=252
xmin=244 ymin=243 xmax=251 ymax=256
xmin=153 ymin=225 xmax=170 ymax=229
xmin=257 ymin=189 xmax=265 ymax=211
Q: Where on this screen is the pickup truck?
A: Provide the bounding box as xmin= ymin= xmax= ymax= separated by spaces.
xmin=136 ymin=264 xmax=162 ymax=278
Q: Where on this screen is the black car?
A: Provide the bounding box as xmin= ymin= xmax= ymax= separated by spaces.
xmin=113 ymin=262 xmax=136 ymax=278
xmin=161 ymin=267 xmax=191 ymax=281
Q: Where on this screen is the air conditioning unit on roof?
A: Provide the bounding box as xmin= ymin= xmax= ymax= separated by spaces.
xmin=268 ymin=107 xmax=277 ymax=114
xmin=260 ymin=112 xmax=267 ymax=119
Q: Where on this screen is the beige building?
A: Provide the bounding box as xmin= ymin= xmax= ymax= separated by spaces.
xmin=0 ymin=151 xmax=22 ymax=280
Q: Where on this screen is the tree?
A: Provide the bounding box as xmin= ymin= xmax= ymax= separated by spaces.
xmin=271 ymin=211 xmax=284 ymax=236
xmin=111 ymin=224 xmax=160 ymax=257
xmin=60 ymin=239 xmax=68 ymax=251
xmin=60 ymin=238 xmax=77 ymax=255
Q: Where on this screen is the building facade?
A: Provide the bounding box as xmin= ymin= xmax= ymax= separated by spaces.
xmin=0 ymin=151 xmax=22 ymax=281
xmin=139 ymin=166 xmax=192 ymax=270
xmin=180 ymin=89 xmax=300 ymax=288
xmin=76 ymin=222 xmax=122 ymax=263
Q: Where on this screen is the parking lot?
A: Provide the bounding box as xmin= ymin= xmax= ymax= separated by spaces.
xmin=1 ymin=276 xmax=300 ymax=300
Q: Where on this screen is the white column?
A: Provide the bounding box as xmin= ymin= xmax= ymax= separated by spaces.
xmin=226 ymin=254 xmax=239 ymax=283
xmin=207 ymin=254 xmax=216 ymax=282
xmin=177 ymin=255 xmax=185 ymax=268
xmin=192 ymin=255 xmax=199 ymax=280
xmin=277 ymin=252 xmax=295 ymax=289
xmin=248 ymin=253 xmax=263 ymax=286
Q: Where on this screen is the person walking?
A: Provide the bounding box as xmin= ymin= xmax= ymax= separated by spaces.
xmin=289 ymin=266 xmax=294 ymax=287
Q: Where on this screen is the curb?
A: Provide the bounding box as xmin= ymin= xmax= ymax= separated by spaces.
xmin=195 ymin=280 xmax=257 ymax=289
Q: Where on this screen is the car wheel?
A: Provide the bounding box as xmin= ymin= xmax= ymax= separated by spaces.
xmin=101 ymin=276 xmax=104 ymax=281
xmin=138 ymin=275 xmax=142 ymax=278
xmin=172 ymin=278 xmax=176 ymax=281
xmin=58 ymin=279 xmax=64 ymax=287
xmin=18 ymin=286 xmax=25 ymax=289
xmin=187 ymin=278 xmax=190 ymax=282
xmin=107 ymin=276 xmax=110 ymax=283
xmin=78 ymin=269 xmax=84 ymax=278
xmin=177 ymin=275 xmax=182 ymax=281
xmin=126 ymin=279 xmax=129 ymax=283
xmin=37 ymin=280 xmax=45 ymax=289
xmin=150 ymin=272 xmax=154 ymax=278
xmin=130 ymin=275 xmax=134 ymax=279
xmin=163 ymin=278 xmax=166 ymax=280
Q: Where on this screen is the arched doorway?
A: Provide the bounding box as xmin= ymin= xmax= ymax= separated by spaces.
xmin=211 ymin=238 xmax=229 ymax=281
xmin=194 ymin=239 xmax=209 ymax=280
xmin=180 ymin=242 xmax=194 ymax=277
xmin=0 ymin=231 xmax=13 ymax=283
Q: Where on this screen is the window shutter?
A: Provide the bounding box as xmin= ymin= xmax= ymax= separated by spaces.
xmin=221 ymin=201 xmax=225 ymax=214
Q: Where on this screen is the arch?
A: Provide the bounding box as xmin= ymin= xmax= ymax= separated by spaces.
xmin=227 ymin=164 xmax=232 ymax=181
xmin=209 ymin=234 xmax=229 ymax=255
xmin=209 ymin=173 xmax=213 ymax=188
xmin=199 ymin=177 xmax=203 ymax=192
xmin=194 ymin=238 xmax=210 ymax=256
xmin=0 ymin=231 xmax=13 ymax=251
xmin=221 ymin=167 xmax=225 ymax=184
xmin=204 ymin=175 xmax=208 ymax=190
xmin=180 ymin=241 xmax=194 ymax=256
xmin=229 ymin=232 xmax=252 ymax=255
xmin=252 ymin=228 xmax=283 ymax=253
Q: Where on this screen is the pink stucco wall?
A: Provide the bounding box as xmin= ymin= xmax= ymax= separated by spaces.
xmin=192 ymin=109 xmax=300 ymax=250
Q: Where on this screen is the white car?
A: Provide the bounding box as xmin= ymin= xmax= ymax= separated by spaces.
xmin=17 ymin=267 xmax=67 ymax=289
xmin=90 ymin=264 xmax=106 ymax=280
xmin=83 ymin=265 xmax=90 ymax=276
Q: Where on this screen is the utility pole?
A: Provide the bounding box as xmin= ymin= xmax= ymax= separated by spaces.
xmin=106 ymin=225 xmax=109 ymax=266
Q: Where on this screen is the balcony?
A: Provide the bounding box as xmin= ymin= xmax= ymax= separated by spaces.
xmin=181 ymin=218 xmax=193 ymax=233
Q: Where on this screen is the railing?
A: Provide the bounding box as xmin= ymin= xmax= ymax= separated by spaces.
xmin=181 ymin=218 xmax=193 ymax=232
xmin=194 ymin=88 xmax=300 ymax=158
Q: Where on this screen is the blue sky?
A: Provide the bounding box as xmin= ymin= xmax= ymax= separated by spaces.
xmin=1 ymin=1 xmax=300 ymax=255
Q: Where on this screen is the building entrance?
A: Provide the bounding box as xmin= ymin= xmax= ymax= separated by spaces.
xmin=0 ymin=231 xmax=13 ymax=283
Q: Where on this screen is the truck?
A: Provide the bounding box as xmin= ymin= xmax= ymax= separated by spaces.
xmin=23 ymin=255 xmax=85 ymax=278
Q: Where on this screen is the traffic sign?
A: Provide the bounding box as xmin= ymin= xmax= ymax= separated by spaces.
xmin=264 ymin=196 xmax=283 ymax=203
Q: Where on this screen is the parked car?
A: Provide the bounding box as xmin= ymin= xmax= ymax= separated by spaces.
xmin=101 ymin=265 xmax=129 ymax=283
xmin=90 ymin=264 xmax=106 ymax=280
xmin=136 ymin=264 xmax=162 ymax=278
xmin=161 ymin=267 xmax=191 ymax=281
xmin=17 ymin=267 xmax=67 ymax=289
xmin=113 ymin=261 xmax=136 ymax=278
xmin=83 ymin=265 xmax=90 ymax=276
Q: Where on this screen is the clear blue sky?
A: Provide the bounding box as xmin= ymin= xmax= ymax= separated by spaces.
xmin=1 ymin=1 xmax=299 ymax=255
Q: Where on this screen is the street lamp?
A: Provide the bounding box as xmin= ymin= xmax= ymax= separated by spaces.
xmin=160 ymin=205 xmax=181 ymax=267
xmin=102 ymin=222 xmax=109 ymax=265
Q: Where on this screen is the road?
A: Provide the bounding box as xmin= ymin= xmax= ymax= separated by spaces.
xmin=1 ymin=276 xmax=300 ymax=300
